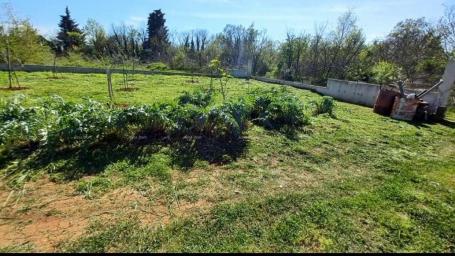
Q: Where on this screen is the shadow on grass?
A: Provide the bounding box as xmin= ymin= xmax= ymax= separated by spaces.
xmin=438 ymin=119 xmax=455 ymax=129
xmin=403 ymin=118 xmax=455 ymax=129
xmin=1 ymin=132 xmax=249 ymax=181
xmin=171 ymin=137 xmax=248 ymax=171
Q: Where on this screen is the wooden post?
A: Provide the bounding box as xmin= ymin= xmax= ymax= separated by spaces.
xmin=6 ymin=41 xmax=13 ymax=89
xmin=107 ymin=69 xmax=114 ymax=102
xmin=53 ymin=53 xmax=57 ymax=78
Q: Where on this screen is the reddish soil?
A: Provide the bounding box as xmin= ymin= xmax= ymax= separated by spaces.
xmin=0 ymin=177 xmax=210 ymax=252
xmin=114 ymin=103 xmax=130 ymax=109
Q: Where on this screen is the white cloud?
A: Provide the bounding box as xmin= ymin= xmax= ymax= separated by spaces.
xmin=125 ymin=16 xmax=147 ymax=26
xmin=36 ymin=25 xmax=58 ymax=38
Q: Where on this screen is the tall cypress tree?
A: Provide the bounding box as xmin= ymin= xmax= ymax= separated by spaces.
xmin=145 ymin=9 xmax=169 ymax=60
xmin=57 ymin=7 xmax=84 ymax=52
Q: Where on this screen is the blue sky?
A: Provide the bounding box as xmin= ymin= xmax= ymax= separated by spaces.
xmin=4 ymin=0 xmax=455 ymax=42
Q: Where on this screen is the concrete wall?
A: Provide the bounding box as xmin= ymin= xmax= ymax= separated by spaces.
xmin=324 ymin=79 xmax=381 ymax=107
xmin=253 ymin=76 xmax=441 ymax=112
xmin=252 ymin=76 xmax=329 ymax=94
xmin=253 ymin=77 xmax=378 ymax=107
xmin=229 ymin=68 xmax=250 ymax=78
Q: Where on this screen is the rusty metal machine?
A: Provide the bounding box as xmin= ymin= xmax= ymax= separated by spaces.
xmin=373 ymin=59 xmax=455 ymax=122
xmin=374 ymin=80 xmax=444 ymax=122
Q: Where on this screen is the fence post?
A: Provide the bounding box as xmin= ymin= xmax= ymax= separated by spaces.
xmin=6 ymin=42 xmax=13 ymax=89
xmin=107 ymin=69 xmax=114 ymax=102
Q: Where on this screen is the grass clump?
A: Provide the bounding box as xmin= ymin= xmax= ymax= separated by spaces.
xmin=178 ymin=89 xmax=214 ymax=107
xmin=313 ymin=96 xmax=335 ymax=116
xmin=76 ymin=177 xmax=113 ymax=199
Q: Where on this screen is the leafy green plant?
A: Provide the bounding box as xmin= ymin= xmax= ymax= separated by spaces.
xmin=146 ymin=62 xmax=168 ymax=71
xmin=202 ymin=101 xmax=250 ymax=141
xmin=372 ymin=61 xmax=401 ymax=85
xmin=248 ymin=88 xmax=308 ymax=130
xmin=44 ymin=99 xmax=115 ymax=151
xmin=209 ymin=58 xmax=231 ymax=101
xmin=114 ymin=104 xmax=173 ymax=135
xmin=0 ymin=88 xmax=308 ymax=165
xmin=178 ymin=89 xmax=213 ymax=107
xmin=314 ymin=96 xmax=336 ymax=116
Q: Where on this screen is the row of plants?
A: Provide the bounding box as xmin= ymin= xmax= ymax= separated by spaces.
xmin=0 ymin=88 xmax=334 ymax=158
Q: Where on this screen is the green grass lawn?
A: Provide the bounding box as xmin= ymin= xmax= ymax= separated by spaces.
xmin=0 ymin=71 xmax=262 ymax=106
xmin=0 ymin=71 xmax=454 ymax=253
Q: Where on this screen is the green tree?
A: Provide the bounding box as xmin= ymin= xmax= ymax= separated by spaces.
xmin=0 ymin=5 xmax=51 ymax=88
xmin=57 ymin=7 xmax=84 ymax=53
xmin=83 ymin=19 xmax=108 ymax=58
xmin=438 ymin=4 xmax=455 ymax=57
xmin=382 ymin=18 xmax=446 ymax=83
xmin=209 ymin=58 xmax=231 ymax=101
xmin=372 ymin=61 xmax=401 ymax=85
xmin=145 ymin=9 xmax=169 ymax=61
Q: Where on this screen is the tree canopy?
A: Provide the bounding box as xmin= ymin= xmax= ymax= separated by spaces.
xmin=57 ymin=6 xmax=84 ymax=52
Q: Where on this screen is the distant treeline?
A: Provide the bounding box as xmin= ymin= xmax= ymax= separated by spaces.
xmin=1 ymin=3 xmax=454 ymax=87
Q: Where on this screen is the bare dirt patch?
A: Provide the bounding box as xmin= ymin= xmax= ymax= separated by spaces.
xmin=0 ymin=176 xmax=211 ymax=252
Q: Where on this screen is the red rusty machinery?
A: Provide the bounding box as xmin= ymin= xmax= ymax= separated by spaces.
xmin=373 ymin=80 xmax=444 ymax=122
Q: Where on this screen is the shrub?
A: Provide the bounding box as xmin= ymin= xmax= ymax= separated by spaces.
xmin=0 ymin=88 xmax=310 ymax=162
xmin=202 ymin=101 xmax=250 ymax=141
xmin=249 ymin=88 xmax=308 ymax=130
xmin=45 ymin=99 xmax=115 ymax=150
xmin=0 ymin=95 xmax=63 ymax=147
xmin=314 ymin=96 xmax=336 ymax=116
xmin=168 ymin=104 xmax=206 ymax=137
xmin=178 ymin=89 xmax=213 ymax=107
xmin=146 ymin=62 xmax=169 ymax=71
xmin=170 ymin=100 xmax=250 ymax=141
xmin=114 ymin=104 xmax=173 ymax=135
xmin=372 ymin=61 xmax=401 ymax=85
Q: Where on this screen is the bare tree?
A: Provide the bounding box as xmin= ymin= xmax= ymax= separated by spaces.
xmin=382 ymin=18 xmax=445 ymax=83
xmin=439 ymin=5 xmax=455 ymax=56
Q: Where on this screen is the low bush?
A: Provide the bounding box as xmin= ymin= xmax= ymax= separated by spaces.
xmin=178 ymin=89 xmax=213 ymax=107
xmin=0 ymin=89 xmax=309 ymax=162
xmin=314 ymin=96 xmax=335 ymax=116
xmin=46 ymin=99 xmax=115 ymax=150
xmin=114 ymin=104 xmax=173 ymax=135
xmin=202 ymin=101 xmax=250 ymax=141
xmin=170 ymin=100 xmax=249 ymax=141
xmin=146 ymin=62 xmax=169 ymax=71
xmin=169 ymin=104 xmax=206 ymax=137
xmin=248 ymin=88 xmax=308 ymax=130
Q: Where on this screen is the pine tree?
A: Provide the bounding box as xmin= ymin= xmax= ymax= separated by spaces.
xmin=57 ymin=7 xmax=84 ymax=53
xmin=145 ymin=9 xmax=169 ymax=60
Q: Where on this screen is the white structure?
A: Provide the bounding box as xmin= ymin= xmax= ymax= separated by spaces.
xmin=438 ymin=59 xmax=455 ymax=115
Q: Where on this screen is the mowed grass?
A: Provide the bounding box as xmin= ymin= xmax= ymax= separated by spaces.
xmin=0 ymin=72 xmax=454 ymax=253
xmin=0 ymin=71 xmax=264 ymax=106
